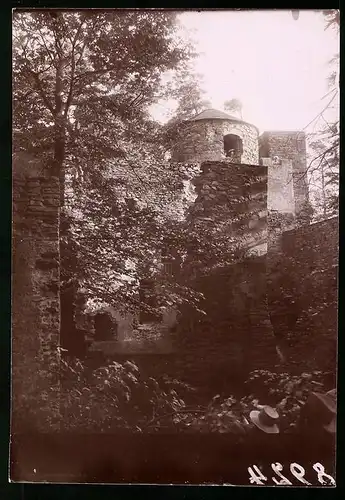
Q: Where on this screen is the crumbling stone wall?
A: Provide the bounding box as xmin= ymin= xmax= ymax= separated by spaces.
xmin=188 ymin=161 xmax=268 ymax=260
xmin=266 ymin=158 xmax=296 ymax=217
xmin=259 ymin=131 xmax=311 ymax=224
xmin=172 ymin=119 xmax=259 ymax=165
xmin=171 ymin=160 xmax=279 ymax=388
xmin=12 ymin=153 xmax=61 ymax=432
xmin=169 ymin=257 xmax=279 ymax=392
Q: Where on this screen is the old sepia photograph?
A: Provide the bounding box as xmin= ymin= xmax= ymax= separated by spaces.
xmin=11 ymin=8 xmax=339 ymax=485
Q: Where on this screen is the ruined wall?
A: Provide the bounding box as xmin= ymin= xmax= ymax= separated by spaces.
xmin=188 ymin=161 xmax=268 ymax=260
xmin=87 ymin=159 xmax=337 ymax=388
xmin=261 ymin=155 xmax=297 ymax=312
xmin=88 ymin=305 xmax=175 ymax=355
xmin=259 ymin=131 xmax=311 ymax=224
xmin=282 ymin=216 xmax=338 ymax=274
xmin=115 ymin=257 xmax=279 ymax=397
xmin=171 ymin=257 xmax=279 ymax=392
xmin=266 ymin=158 xmax=296 ymax=216
xmin=112 ymin=216 xmax=337 ymax=392
xmin=158 ymin=160 xmax=337 ymax=388
xmin=12 ymin=153 xmax=61 ymax=432
xmin=169 ymin=161 xmax=279 ymax=389
xmin=91 ymin=160 xmax=278 ymax=387
xmin=172 ymin=119 xmax=259 ymax=165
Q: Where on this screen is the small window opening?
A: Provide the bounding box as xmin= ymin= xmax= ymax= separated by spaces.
xmin=224 ymin=134 xmax=243 ymax=161
xmin=163 ymin=262 xmax=173 ymax=275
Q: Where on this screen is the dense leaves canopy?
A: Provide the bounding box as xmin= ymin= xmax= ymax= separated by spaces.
xmin=13 ymin=10 xmax=206 ymax=314
xmin=13 ymin=11 xmax=191 ymax=168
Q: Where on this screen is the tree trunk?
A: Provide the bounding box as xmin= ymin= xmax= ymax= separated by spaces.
xmin=53 ymin=51 xmax=72 ymax=354
xmin=54 ymin=118 xmax=66 ymax=207
xmin=321 ymin=163 xmax=327 ymax=217
xmin=54 ymin=53 xmax=67 ymax=207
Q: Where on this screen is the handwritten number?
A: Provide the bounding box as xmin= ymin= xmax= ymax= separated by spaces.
xmin=248 ymin=462 xmax=335 ymax=486
xmin=313 ymin=463 xmax=336 ymax=486
xmin=290 ymin=463 xmax=311 ymax=485
xmin=248 ymin=465 xmax=267 ymax=485
xmin=271 ymin=462 xmax=292 ymax=485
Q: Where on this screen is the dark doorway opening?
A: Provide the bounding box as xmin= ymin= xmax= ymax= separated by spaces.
xmin=94 ymin=312 xmax=118 ymax=341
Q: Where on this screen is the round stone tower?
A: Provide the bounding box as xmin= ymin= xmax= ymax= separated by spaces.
xmin=172 ymin=108 xmax=259 ymax=165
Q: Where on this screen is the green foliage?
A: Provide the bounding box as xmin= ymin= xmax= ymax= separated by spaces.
xmin=160 ymin=68 xmax=209 ymax=154
xmin=185 ymin=369 xmax=331 ymax=434
xmin=13 ymin=11 xmax=190 ymax=161
xmin=323 ymin=10 xmax=340 ymax=32
xmin=224 ymin=98 xmax=243 ymax=118
xmin=60 ymin=357 xmax=196 ymax=432
xmin=60 ymin=359 xmax=331 ymax=435
xmin=13 ymin=10 xmax=209 ymax=316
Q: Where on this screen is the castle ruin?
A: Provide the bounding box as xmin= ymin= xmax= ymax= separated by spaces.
xmin=11 ymin=109 xmax=338 ymax=428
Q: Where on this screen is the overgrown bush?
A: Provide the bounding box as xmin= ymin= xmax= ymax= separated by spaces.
xmin=187 ymin=369 xmax=333 ymax=434
xmin=243 ymin=368 xmax=332 ymax=432
xmin=60 ymin=357 xmax=195 ymax=432
xmin=60 ymin=359 xmax=333 ymax=434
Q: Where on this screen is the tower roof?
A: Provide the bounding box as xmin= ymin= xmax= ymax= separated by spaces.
xmin=189 ymin=108 xmax=241 ymax=122
xmin=188 ymin=108 xmax=259 ymax=133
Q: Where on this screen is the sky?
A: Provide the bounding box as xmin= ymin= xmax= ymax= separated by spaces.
xmin=150 ymin=9 xmax=339 ymax=135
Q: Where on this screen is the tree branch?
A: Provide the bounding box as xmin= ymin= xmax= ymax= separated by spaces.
xmin=303 ymin=92 xmax=338 ymax=131
xmin=64 ymin=18 xmax=88 ymax=118
xmin=143 ymin=407 xmax=206 ymax=429
xmin=29 ymin=70 xmax=55 ymax=116
xmin=296 ymin=143 xmax=339 ymax=183
xmin=13 ymin=88 xmax=36 ymax=102
xmin=73 ymin=64 xmax=122 ymax=82
xmin=37 ymin=28 xmax=56 ymax=65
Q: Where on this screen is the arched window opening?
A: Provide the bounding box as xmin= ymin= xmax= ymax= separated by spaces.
xmin=224 ymin=134 xmax=243 ymax=161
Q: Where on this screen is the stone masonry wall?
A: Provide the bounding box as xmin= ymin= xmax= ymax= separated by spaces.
xmin=118 ymin=220 xmax=337 ymax=391
xmin=188 ymin=161 xmax=268 ymax=261
xmin=12 ymin=153 xmax=61 ymax=433
xmin=266 ymin=158 xmax=296 ymax=216
xmin=98 ymin=161 xmax=278 ymax=390
xmin=259 ymin=131 xmax=311 ymax=224
xmin=110 ymin=258 xmax=279 ymax=398
xmin=173 ymin=119 xmax=259 ymax=165
xmin=172 ymin=257 xmax=279 ymax=392
xmin=169 ymin=161 xmax=279 ymax=389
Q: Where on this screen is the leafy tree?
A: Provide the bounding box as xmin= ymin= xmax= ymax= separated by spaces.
xmin=170 ymin=67 xmax=211 ymax=120
xmin=323 ymin=9 xmax=340 ymax=31
xmin=159 ymin=66 xmax=210 ymax=156
xmin=13 ymin=10 xmax=192 ymax=201
xmin=13 ymin=10 xmax=204 ymax=342
xmin=224 ymin=98 xmax=243 ymax=119
xmin=308 ymin=130 xmax=339 ymax=219
xmin=307 ymin=10 xmax=339 ymax=220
